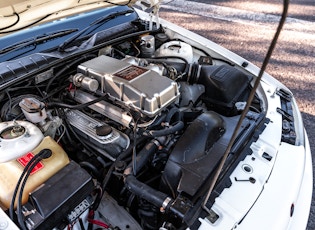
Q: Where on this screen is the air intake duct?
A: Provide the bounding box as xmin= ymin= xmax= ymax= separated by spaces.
xmin=189 ymin=64 xmax=253 ymax=116
xmin=160 ymin=111 xmax=225 ymax=199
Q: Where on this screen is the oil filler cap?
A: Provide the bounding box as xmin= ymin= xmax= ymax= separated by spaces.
xmin=96 ymin=125 xmax=113 ymax=137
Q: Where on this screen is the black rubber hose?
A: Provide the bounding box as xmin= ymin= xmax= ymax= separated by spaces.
xmin=123 ymin=139 xmax=174 ymax=211
xmin=147 ymin=113 xmax=166 ymax=128
xmin=101 ymin=144 xmax=133 ymax=191
xmin=165 ymin=107 xmax=179 ymax=123
xmin=124 ymin=175 xmax=172 ymax=209
xmin=91 ymin=136 xmax=148 ymax=212
xmin=126 ymin=140 xmax=159 ymax=175
xmin=145 ymin=121 xmax=184 ymax=137
xmin=79 ymin=161 xmax=100 ymax=177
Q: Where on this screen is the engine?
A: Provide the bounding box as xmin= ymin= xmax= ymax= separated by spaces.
xmin=0 ymin=32 xmax=261 ymax=229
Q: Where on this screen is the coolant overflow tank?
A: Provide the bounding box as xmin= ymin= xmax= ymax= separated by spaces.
xmin=0 ymin=136 xmax=70 ymax=209
xmin=155 ymin=41 xmax=193 ymax=63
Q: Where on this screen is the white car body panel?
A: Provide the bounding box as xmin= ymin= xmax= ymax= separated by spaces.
xmin=136 ymin=8 xmax=312 ymax=230
xmin=0 ymin=2 xmax=312 ymax=229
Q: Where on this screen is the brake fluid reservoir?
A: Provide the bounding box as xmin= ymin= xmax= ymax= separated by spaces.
xmin=19 ymin=97 xmax=47 ymax=124
xmin=0 ymin=136 xmax=70 ymax=209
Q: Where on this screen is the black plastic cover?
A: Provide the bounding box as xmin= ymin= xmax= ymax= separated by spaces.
xmin=22 ymin=161 xmax=94 ymax=230
xmin=160 ymin=112 xmax=225 ymax=198
xmin=0 ymin=54 xmax=58 ymax=86
xmin=197 ymin=65 xmax=253 ymax=115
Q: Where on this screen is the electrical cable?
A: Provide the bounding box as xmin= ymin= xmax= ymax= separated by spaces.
xmin=103 ymin=0 xmax=132 ymax=6
xmin=56 ymin=124 xmax=67 ymax=143
xmin=0 ymin=0 xmax=131 ymax=34
xmin=45 ymin=54 xmax=96 ymax=92
xmin=9 ymin=154 xmax=42 ymax=219
xmin=9 ymin=149 xmax=52 ymax=227
xmin=132 ymin=118 xmax=139 ymax=176
xmin=47 ymin=94 xmax=109 ymax=110
xmin=0 ymin=14 xmax=52 ymax=34
xmin=4 ymin=90 xmax=12 ymax=120
xmin=17 ymin=149 xmax=52 ymax=229
xmin=0 ymin=12 xmax=20 ymax=31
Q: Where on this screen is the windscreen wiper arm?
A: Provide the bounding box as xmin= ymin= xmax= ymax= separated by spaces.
xmin=58 ymin=9 xmax=134 ymax=52
xmin=0 ymin=29 xmax=78 ymax=55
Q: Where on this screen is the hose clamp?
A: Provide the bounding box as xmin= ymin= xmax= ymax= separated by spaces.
xmin=160 ymin=197 xmax=172 ymax=213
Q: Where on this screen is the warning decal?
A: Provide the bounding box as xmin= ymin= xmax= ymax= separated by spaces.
xmin=17 ymin=152 xmax=44 ymax=175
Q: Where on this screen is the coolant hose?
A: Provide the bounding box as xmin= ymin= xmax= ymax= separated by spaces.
xmin=144 ymin=121 xmax=184 ymax=137
xmin=165 ymin=107 xmax=179 ymax=123
xmin=124 ymin=175 xmax=173 ymax=210
xmin=124 ymin=139 xmax=173 ymax=212
xmin=126 ymin=140 xmax=159 ymax=175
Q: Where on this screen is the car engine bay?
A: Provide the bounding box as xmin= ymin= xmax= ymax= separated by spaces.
xmin=0 ymin=18 xmax=268 ymax=229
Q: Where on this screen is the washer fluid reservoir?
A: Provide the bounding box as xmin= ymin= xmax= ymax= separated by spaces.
xmin=0 ymin=136 xmax=70 ymax=209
